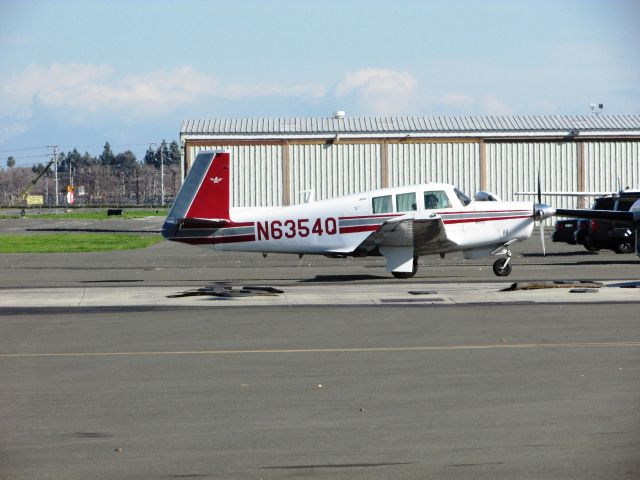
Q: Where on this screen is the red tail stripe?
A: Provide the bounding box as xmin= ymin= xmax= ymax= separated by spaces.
xmin=175 ymin=234 xmax=255 ymax=245
xmin=185 ymin=152 xmax=230 ymax=220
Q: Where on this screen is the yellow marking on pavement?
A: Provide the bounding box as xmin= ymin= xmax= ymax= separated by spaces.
xmin=2 ymin=341 xmax=640 ymax=358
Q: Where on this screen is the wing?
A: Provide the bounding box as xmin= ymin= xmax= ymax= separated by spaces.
xmin=412 ymin=218 xmax=459 ymax=255
xmin=515 ymin=191 xmax=613 ymax=197
xmin=352 ymin=217 xmax=458 ymax=256
xmin=556 ymin=209 xmax=635 ymax=223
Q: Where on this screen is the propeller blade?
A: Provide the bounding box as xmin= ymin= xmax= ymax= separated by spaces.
xmin=537 ymin=171 xmax=542 ymax=205
xmin=540 ymin=221 xmax=546 ymax=256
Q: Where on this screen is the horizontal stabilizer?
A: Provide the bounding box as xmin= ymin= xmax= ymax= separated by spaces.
xmin=176 ymin=217 xmax=229 ymax=228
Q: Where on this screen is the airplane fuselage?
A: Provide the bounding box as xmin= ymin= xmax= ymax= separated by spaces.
xmin=170 ymin=183 xmax=534 ymax=256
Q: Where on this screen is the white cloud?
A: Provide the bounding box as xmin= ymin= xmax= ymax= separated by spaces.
xmin=0 ymin=63 xmax=331 ymax=141
xmin=431 ymin=93 xmax=475 ymax=109
xmin=481 ymin=94 xmax=513 ymax=116
xmin=221 ymin=82 xmax=326 ymax=100
xmin=1 ymin=63 xmax=111 ymax=116
xmin=0 ymin=63 xmax=328 ymax=120
xmin=336 ymin=68 xmax=417 ymax=114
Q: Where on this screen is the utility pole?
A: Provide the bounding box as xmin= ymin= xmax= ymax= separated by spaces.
xmin=48 ymin=145 xmax=59 ymax=206
xmin=135 ymin=167 xmax=140 ymax=205
xmin=160 ymin=144 xmax=165 ymax=206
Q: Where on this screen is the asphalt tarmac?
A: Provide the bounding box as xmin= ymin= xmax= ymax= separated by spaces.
xmin=1 ymin=216 xmax=639 ymax=479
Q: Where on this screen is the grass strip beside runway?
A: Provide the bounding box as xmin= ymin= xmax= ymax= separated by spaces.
xmin=0 ymin=233 xmax=163 ymax=253
xmin=0 ymin=209 xmax=167 ymax=220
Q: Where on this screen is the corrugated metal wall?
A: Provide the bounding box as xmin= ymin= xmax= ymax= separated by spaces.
xmin=584 ymin=141 xmax=640 ymax=192
xmin=188 ymin=144 xmax=283 ymax=207
xmin=486 ymin=142 xmax=579 ymax=210
xmin=289 ymin=144 xmax=381 ymax=203
xmin=388 ymin=142 xmax=480 ymax=195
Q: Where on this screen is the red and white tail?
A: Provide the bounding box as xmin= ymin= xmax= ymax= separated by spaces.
xmin=162 ymin=151 xmax=231 ymax=238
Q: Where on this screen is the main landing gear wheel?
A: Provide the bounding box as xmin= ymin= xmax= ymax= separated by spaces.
xmin=492 ymin=258 xmax=512 ymax=277
xmin=391 ymin=256 xmax=418 ymax=279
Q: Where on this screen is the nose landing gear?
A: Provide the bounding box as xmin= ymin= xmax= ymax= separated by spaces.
xmin=491 ymin=243 xmax=513 ymax=277
xmin=492 ymin=256 xmax=512 ymax=276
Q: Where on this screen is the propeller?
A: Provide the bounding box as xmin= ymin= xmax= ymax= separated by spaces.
xmin=533 ymin=170 xmax=555 ymax=256
xmin=536 ymin=172 xmax=546 ymax=256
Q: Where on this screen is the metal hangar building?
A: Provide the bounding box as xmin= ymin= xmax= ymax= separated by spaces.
xmin=179 ymin=114 xmax=640 ymax=210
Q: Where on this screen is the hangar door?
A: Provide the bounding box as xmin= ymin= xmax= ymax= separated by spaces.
xmin=486 ymin=142 xmax=579 ymax=210
xmin=289 ymin=143 xmax=381 ymax=204
xmin=188 ymin=144 xmax=283 ymax=208
xmin=388 ymin=142 xmax=481 ymax=197
xmin=583 ymin=140 xmax=640 ymax=192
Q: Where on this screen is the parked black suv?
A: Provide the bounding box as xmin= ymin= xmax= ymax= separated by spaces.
xmin=582 ymin=191 xmax=639 ymax=254
xmin=551 ymin=195 xmax=615 ymax=249
xmin=574 ymin=195 xmax=616 ymax=251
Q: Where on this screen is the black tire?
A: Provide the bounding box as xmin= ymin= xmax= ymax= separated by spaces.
xmin=583 ymin=240 xmax=600 ymax=252
xmin=492 ymin=258 xmax=512 ymax=277
xmin=614 ymin=242 xmax=633 ymax=254
xmin=391 ymin=257 xmax=418 ymax=279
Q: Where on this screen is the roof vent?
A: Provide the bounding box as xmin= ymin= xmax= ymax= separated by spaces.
xmin=333 ymin=110 xmax=345 ymax=119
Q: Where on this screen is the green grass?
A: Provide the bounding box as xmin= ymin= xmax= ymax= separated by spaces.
xmin=0 ymin=233 xmax=164 ymax=253
xmin=0 ymin=209 xmax=168 ymax=220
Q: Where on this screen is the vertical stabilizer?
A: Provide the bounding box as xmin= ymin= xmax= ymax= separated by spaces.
xmin=162 ymin=151 xmax=231 ymax=239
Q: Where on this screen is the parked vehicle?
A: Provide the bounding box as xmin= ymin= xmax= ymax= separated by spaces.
xmin=551 ymin=218 xmax=578 ymax=244
xmin=575 ymin=195 xmax=616 ymax=251
xmin=582 ymin=191 xmax=640 ymax=254
xmin=551 ymin=195 xmax=615 ymax=248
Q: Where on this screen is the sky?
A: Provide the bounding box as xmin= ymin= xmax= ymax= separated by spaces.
xmin=1 ymin=0 xmax=639 ymax=166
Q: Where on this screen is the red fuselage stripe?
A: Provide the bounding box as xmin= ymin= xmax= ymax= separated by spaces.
xmin=338 ymin=214 xmax=398 ymax=220
xmin=442 ymin=210 xmax=530 ymax=215
xmin=443 ymin=215 xmax=531 ymax=224
xmin=227 ymin=221 xmax=254 ymax=227
xmin=339 ymin=225 xmax=381 ymax=234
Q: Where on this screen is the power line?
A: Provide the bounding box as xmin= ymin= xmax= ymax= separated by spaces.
xmin=57 ymin=141 xmax=174 ymax=151
xmin=0 ymin=146 xmax=49 ymax=154
xmin=2 ymin=141 xmax=176 ymax=157
xmin=2 ymin=153 xmax=52 ymax=160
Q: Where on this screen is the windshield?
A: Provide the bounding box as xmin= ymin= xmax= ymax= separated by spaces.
xmin=454 ymin=188 xmax=471 ymax=206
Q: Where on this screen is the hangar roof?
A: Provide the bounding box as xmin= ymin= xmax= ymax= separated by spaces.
xmin=181 ymin=114 xmax=640 ymax=139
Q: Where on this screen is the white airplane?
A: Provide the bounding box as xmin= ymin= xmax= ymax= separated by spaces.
xmin=162 ymin=151 xmax=556 ymax=278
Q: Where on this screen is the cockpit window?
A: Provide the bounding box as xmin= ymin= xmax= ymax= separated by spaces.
xmin=396 ymin=192 xmax=417 ymax=212
xmin=423 ymin=190 xmax=451 ymax=209
xmin=454 ymin=188 xmax=472 ymax=206
xmin=372 ymin=195 xmax=393 ymax=213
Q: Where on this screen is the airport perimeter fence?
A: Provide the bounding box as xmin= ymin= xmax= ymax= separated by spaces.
xmin=1 ymin=164 xmax=181 ymax=210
